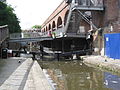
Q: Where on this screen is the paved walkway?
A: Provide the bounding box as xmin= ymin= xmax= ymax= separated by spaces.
xmin=0 ymin=58 xmax=33 ymax=90
xmin=82 ymin=55 xmax=120 ymax=73
xmin=0 ymin=57 xmax=26 ymax=86
xmin=0 ymin=57 xmax=53 ymax=90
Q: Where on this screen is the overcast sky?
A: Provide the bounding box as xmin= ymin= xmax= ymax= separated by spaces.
xmin=7 ymin=0 xmax=62 ymax=29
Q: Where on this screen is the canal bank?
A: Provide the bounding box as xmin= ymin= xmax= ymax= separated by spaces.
xmin=24 ymin=61 xmax=53 ymax=90
xmin=1 ymin=56 xmax=120 ymax=90
xmin=82 ymin=55 xmax=120 ymax=74
xmin=0 ymin=57 xmax=53 ymax=90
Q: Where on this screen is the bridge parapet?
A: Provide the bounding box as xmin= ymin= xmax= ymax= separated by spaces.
xmin=52 ymin=27 xmax=86 ymax=38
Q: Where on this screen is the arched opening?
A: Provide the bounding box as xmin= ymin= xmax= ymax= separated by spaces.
xmin=48 ymin=24 xmax=51 ymax=30
xmin=44 ymin=28 xmax=45 ymax=32
xmin=42 ymin=28 xmax=45 ymax=35
xmin=57 ymin=16 xmax=62 ymax=28
xmin=52 ymin=21 xmax=56 ymax=31
xmin=48 ymin=24 xmax=52 ymax=36
xmin=46 ymin=26 xmax=48 ymax=31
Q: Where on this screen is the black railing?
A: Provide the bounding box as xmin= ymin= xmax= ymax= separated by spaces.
xmin=75 ymin=0 xmax=103 ymax=7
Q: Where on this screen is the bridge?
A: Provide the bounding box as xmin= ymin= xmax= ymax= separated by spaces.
xmin=8 ymin=0 xmax=105 ymax=58
xmin=39 ymin=0 xmax=104 ymax=55
xmin=1 ymin=1 xmax=120 ymax=89
xmin=9 ymin=37 xmax=53 ymax=43
xmin=41 ymin=0 xmax=104 ymax=38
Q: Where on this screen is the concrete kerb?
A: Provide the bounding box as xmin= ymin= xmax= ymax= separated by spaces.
xmin=24 ymin=61 xmax=53 ymax=90
xmin=82 ymin=55 xmax=120 ymax=74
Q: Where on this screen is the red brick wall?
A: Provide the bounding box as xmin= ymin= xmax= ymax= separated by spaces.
xmin=91 ymin=0 xmax=120 ymax=33
xmin=104 ymin=0 xmax=119 ymax=24
xmin=92 ymin=11 xmax=104 ymax=28
xmin=105 ymin=0 xmax=120 ymax=33
xmin=41 ymin=0 xmax=120 ymax=33
xmin=41 ymin=1 xmax=69 ymax=31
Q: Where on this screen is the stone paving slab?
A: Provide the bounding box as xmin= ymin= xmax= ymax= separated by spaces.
xmin=24 ymin=66 xmax=36 ymax=90
xmin=0 ymin=58 xmax=33 ymax=90
xmin=0 ymin=58 xmax=26 ymax=86
xmin=24 ymin=61 xmax=53 ymax=90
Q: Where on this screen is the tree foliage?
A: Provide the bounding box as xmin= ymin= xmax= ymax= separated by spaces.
xmin=0 ymin=0 xmax=6 ymax=3
xmin=32 ymin=25 xmax=41 ymax=29
xmin=0 ymin=1 xmax=21 ymax=33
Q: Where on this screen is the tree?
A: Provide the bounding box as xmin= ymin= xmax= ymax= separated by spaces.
xmin=0 ymin=0 xmax=6 ymax=2
xmin=32 ymin=25 xmax=41 ymax=29
xmin=0 ymin=1 xmax=21 ymax=33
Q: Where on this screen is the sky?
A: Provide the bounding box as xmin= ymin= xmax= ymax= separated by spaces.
xmin=7 ymin=0 xmax=62 ymax=30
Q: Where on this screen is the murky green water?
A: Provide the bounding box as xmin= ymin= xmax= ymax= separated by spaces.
xmin=38 ymin=60 xmax=120 ymax=90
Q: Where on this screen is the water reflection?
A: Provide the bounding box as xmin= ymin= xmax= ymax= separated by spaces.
xmin=38 ymin=61 xmax=119 ymax=90
xmin=104 ymin=72 xmax=120 ymax=90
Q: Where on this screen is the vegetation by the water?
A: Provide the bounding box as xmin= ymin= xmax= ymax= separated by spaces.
xmin=32 ymin=25 xmax=41 ymax=29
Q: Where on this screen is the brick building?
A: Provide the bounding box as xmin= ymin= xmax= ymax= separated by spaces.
xmin=91 ymin=0 xmax=120 ymax=55
xmin=92 ymin=0 xmax=120 ymax=33
xmin=40 ymin=0 xmax=120 ymax=56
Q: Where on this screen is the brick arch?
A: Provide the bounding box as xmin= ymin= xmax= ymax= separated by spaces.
xmin=48 ymin=24 xmax=51 ymax=30
xmin=43 ymin=28 xmax=45 ymax=32
xmin=52 ymin=21 xmax=56 ymax=31
xmin=46 ymin=26 xmax=48 ymax=31
xmin=55 ymin=9 xmax=69 ymax=27
xmin=57 ymin=16 xmax=63 ymax=28
xmin=41 ymin=1 xmax=69 ymax=32
xmin=41 ymin=28 xmax=45 ymax=33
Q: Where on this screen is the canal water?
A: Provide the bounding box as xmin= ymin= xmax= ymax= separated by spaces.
xmin=38 ymin=60 xmax=120 ymax=90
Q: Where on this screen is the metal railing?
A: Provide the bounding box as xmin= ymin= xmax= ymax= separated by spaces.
xmin=75 ymin=0 xmax=103 ymax=7
xmin=0 ymin=25 xmax=9 ymax=44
